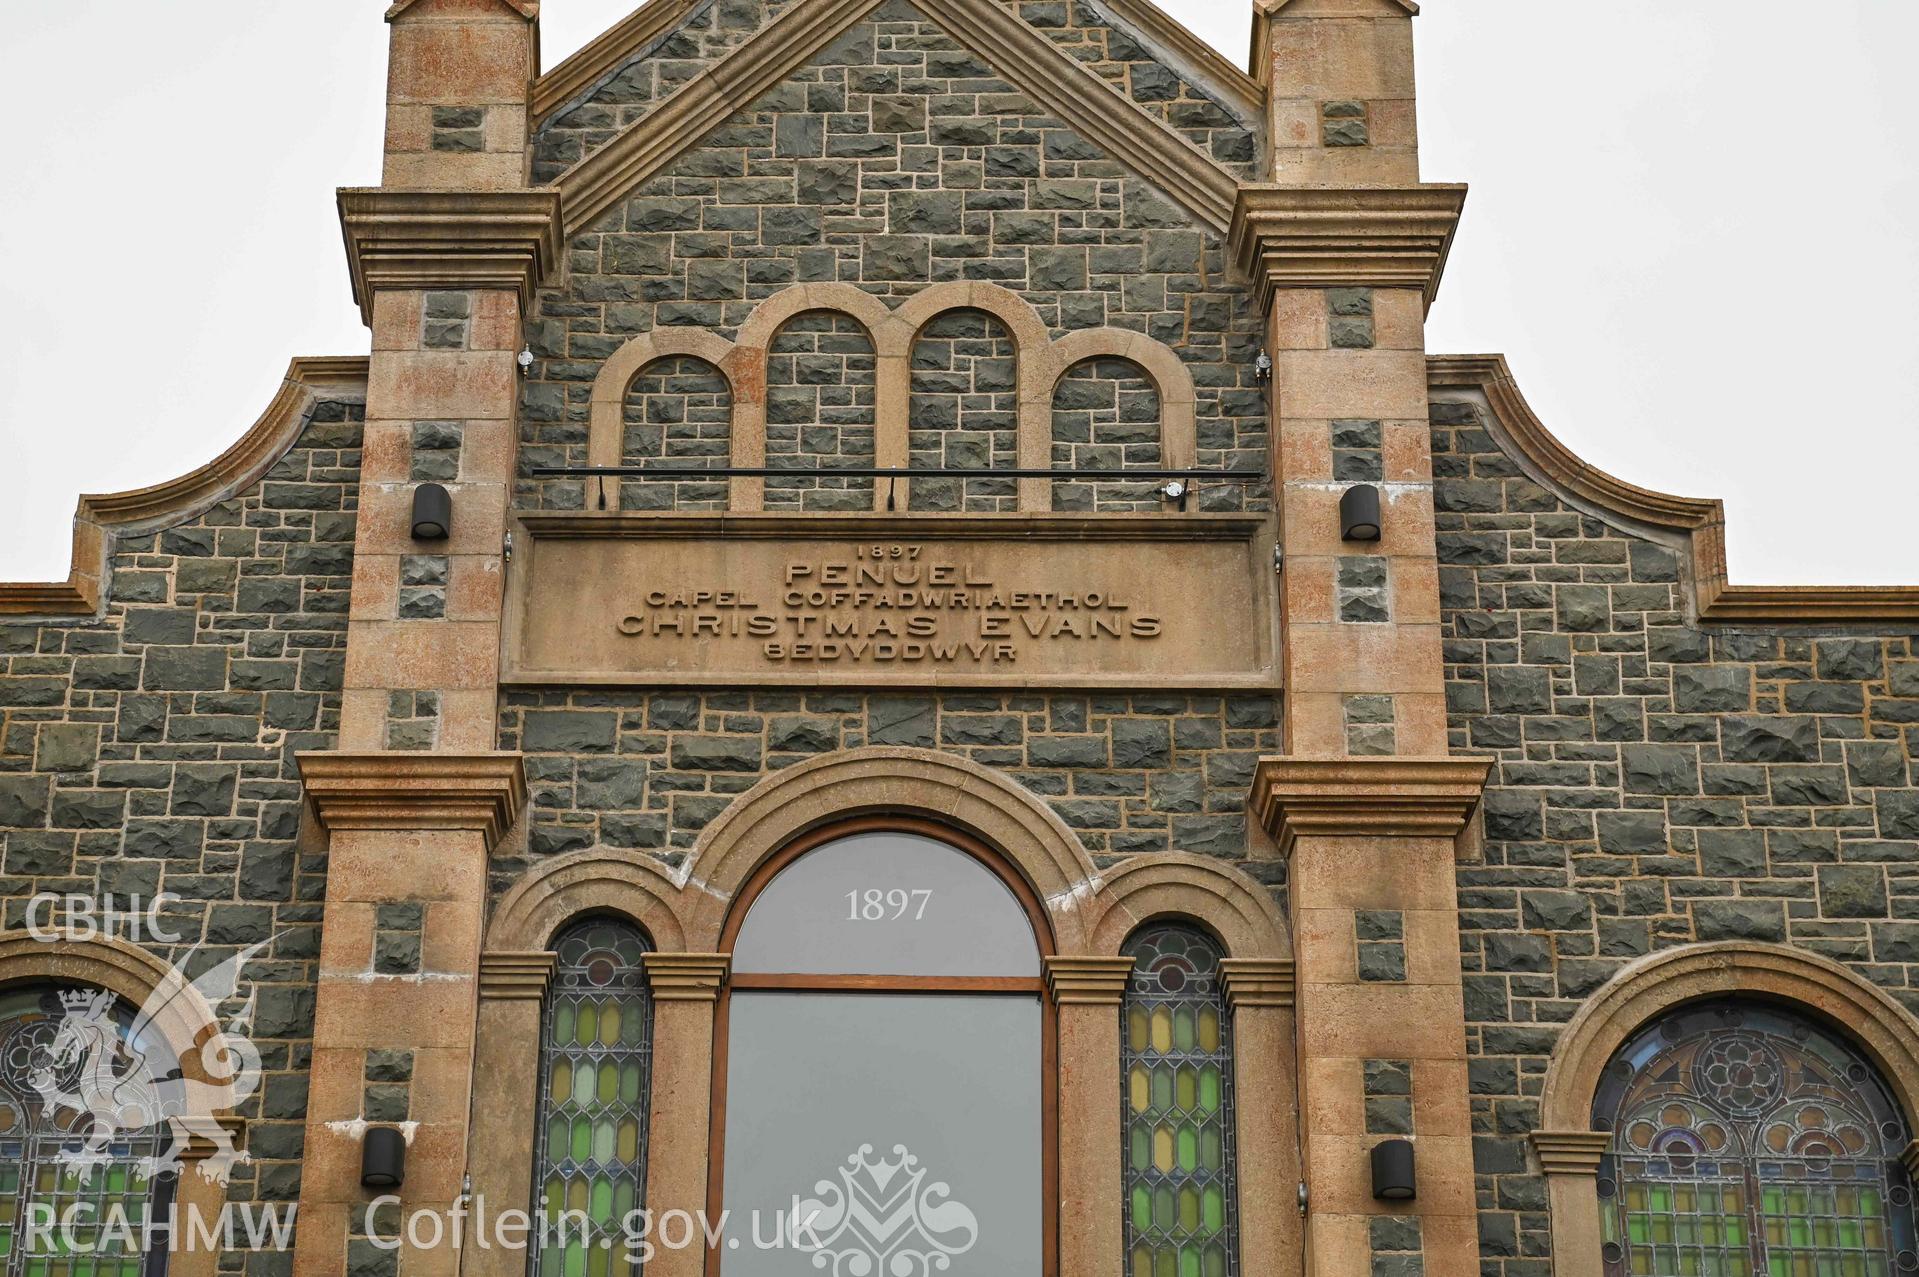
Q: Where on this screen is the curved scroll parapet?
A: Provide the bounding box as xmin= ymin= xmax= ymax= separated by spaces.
xmin=1428 ymin=353 xmax=1919 ymax=626
xmin=0 ymin=355 xmax=370 ymax=619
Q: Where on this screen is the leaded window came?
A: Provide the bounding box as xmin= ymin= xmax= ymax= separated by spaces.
xmin=1594 ymin=999 xmax=1919 ymax=1276
xmin=533 ymin=920 xmax=653 ymax=1277
xmin=1121 ymin=924 xmax=1239 ymax=1277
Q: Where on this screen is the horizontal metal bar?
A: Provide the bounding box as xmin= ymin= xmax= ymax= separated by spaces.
xmin=531 ymin=466 xmax=1266 ymax=481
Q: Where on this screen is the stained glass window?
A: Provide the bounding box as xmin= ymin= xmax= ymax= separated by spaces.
xmin=1122 ymin=925 xmax=1239 ymax=1277
xmin=1593 ymin=999 xmax=1919 ymax=1276
xmin=533 ymin=919 xmax=652 ymax=1277
xmin=0 ymin=987 xmax=172 ymax=1277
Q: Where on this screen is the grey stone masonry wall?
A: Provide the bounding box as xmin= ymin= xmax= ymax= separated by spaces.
xmin=1429 ymin=394 xmax=1919 ymax=1275
xmin=908 ymin=310 xmax=1018 ymax=512
xmin=532 ymin=0 xmax=801 ymax=185
xmin=1050 ymin=357 xmax=1162 ymax=512
xmin=0 ymin=393 xmax=363 ymax=1238
xmin=516 ymin=0 xmax=1269 ymax=515
xmin=1015 ymin=0 xmax=1258 ymax=174
xmin=766 ymin=311 xmax=879 ymax=510
xmin=618 ymin=355 xmax=733 ymax=511
xmin=495 ymin=688 xmax=1281 ymax=890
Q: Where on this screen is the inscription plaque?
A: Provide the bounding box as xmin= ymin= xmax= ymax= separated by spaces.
xmin=503 ymin=514 xmax=1279 ymax=689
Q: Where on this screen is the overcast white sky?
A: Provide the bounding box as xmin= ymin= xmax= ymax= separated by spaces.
xmin=2 ymin=2 xmax=1914 ymax=585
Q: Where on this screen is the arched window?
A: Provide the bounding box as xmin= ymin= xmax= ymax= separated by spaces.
xmin=533 ymin=920 xmax=653 ymax=1277
xmin=1121 ymin=924 xmax=1239 ymax=1277
xmin=1593 ymin=998 xmax=1919 ymax=1275
xmin=716 ymin=822 xmax=1051 ymax=1275
xmin=0 ymin=986 xmax=173 ymax=1277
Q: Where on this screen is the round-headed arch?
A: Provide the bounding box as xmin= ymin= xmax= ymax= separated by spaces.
xmin=1540 ymin=940 xmax=1919 ymax=1133
xmin=486 ymin=848 xmax=690 ymax=952
xmin=1088 ymin=852 xmax=1290 ymax=959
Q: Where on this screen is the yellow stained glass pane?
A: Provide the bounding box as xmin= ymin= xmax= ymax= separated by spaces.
xmin=1130 ymin=1067 xmax=1151 ymax=1115
xmin=1151 ymin=1007 xmax=1173 ymax=1054
xmin=1154 ymin=1127 xmax=1175 ymax=1173
xmin=1176 ymin=1067 xmax=1197 ymax=1112
xmin=599 ymin=1002 xmax=621 ymax=1045
xmin=1197 ymin=1006 xmax=1219 ymax=1053
xmin=550 ymin=1060 xmax=572 ymax=1104
xmin=1129 ymin=1007 xmax=1151 ymax=1052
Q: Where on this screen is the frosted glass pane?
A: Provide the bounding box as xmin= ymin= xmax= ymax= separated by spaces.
xmin=732 ymin=831 xmax=1041 ymax=976
xmin=720 ymin=992 xmax=1043 ymax=1275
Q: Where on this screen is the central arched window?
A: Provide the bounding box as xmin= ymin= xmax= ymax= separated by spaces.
xmin=0 ymin=986 xmax=173 ymax=1277
xmin=1593 ymin=998 xmax=1919 ymax=1276
xmin=714 ymin=821 xmax=1052 ymax=1276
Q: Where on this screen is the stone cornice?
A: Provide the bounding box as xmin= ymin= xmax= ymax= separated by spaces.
xmin=1248 ymin=756 xmax=1491 ymax=853
xmin=557 ymin=0 xmax=1240 ymax=240
xmin=1230 ymin=183 xmax=1467 ymax=313
xmin=1529 ymin=1130 xmax=1610 ymax=1177
xmin=479 ymin=951 xmax=558 ymax=1000
xmin=296 ymin=751 xmax=527 ymax=851
xmin=1044 ymin=956 xmax=1136 ymax=1005
xmin=1220 ymin=958 xmax=1295 ymax=1009
xmin=0 ymin=356 xmax=368 ymax=620
xmin=532 ymin=0 xmax=704 ymax=124
xmin=338 ymin=188 xmax=562 ymax=324
xmin=1429 ymin=354 xmax=1919 ymax=627
xmin=642 ymin=952 xmax=731 ymax=1002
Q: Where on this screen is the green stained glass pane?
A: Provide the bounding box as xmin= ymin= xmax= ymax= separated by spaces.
xmin=1152 ymin=1066 xmax=1174 ymax=1113
xmin=593 ymin=1119 xmax=615 ymax=1164
xmin=1179 ymin=1244 xmax=1201 ymax=1277
xmin=590 ymin=1177 xmax=615 ymax=1225
xmin=1132 ymin=1186 xmax=1153 ymax=1229
xmin=620 ymin=1063 xmax=642 ymax=1105
xmin=1131 ymin=1126 xmax=1151 ymax=1172
xmin=597 ymin=1063 xmax=618 ymax=1105
xmin=1173 ymin=1007 xmax=1195 ymax=1052
xmin=1203 ymin=1185 xmax=1225 ymax=1233
xmin=1177 ymin=1125 xmax=1197 ymax=1173
xmin=1198 ymin=1065 xmax=1221 ymax=1115
xmin=1201 ymin=1127 xmax=1223 ymax=1173
xmin=1154 ymin=1248 xmax=1176 ymax=1277
xmin=553 ymin=1003 xmax=575 ymax=1045
xmin=1203 ymin=1243 xmax=1227 ymax=1277
xmin=1176 ymin=1067 xmax=1197 ymax=1113
xmin=563 ymin=1241 xmax=585 ymax=1277
xmin=1153 ymin=1186 xmax=1175 ymax=1231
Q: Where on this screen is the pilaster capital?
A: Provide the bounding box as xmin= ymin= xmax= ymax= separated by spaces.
xmin=1530 ymin=1130 xmax=1611 ymax=1177
xmin=479 ymin=950 xmax=557 ymax=1001
xmin=643 ymin=952 xmax=731 ymax=1002
xmin=1044 ymin=956 xmax=1136 ymax=1006
xmin=296 ymin=751 xmax=527 ymax=852
xmin=338 ymin=188 xmax=561 ymax=324
xmin=1248 ymin=756 xmax=1490 ymax=855
xmin=1220 ymin=958 xmax=1295 ymax=1010
xmin=176 ymin=1114 xmax=247 ymax=1163
xmin=1229 ymin=183 xmax=1467 ymax=314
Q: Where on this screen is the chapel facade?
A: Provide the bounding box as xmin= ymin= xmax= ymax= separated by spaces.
xmin=2 ymin=2 xmax=1917 ymax=1276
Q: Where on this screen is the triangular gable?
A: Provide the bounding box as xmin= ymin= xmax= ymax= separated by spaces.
xmin=555 ymin=0 xmax=1240 ymax=240
xmin=386 ymin=0 xmax=538 ymax=21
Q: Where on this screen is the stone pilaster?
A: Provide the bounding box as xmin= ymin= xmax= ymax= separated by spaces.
xmin=382 ymin=0 xmax=540 ymax=190
xmin=466 ymin=952 xmax=558 ymax=1277
xmin=1046 ymin=956 xmax=1135 ymax=1277
xmin=640 ymin=954 xmax=731 ymax=1277
xmin=1221 ymin=960 xmax=1304 ymax=1277
xmin=1250 ymin=757 xmax=1489 ymax=1276
xmin=290 ymin=753 xmax=526 ymax=1277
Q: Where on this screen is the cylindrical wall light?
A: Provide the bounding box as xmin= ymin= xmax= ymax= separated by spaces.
xmin=411 ymin=483 xmax=452 ymax=540
xmin=1340 ymin=484 xmax=1382 ymax=542
xmin=1371 ymin=1137 xmax=1416 ymax=1201
xmin=362 ymin=1125 xmax=407 ymax=1189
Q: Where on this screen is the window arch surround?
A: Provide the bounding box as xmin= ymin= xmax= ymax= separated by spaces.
xmin=1534 ymin=943 xmax=1919 ymax=1277
xmin=0 ymin=932 xmax=242 ymax=1277
xmin=706 ymin=814 xmax=1060 ymax=1274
